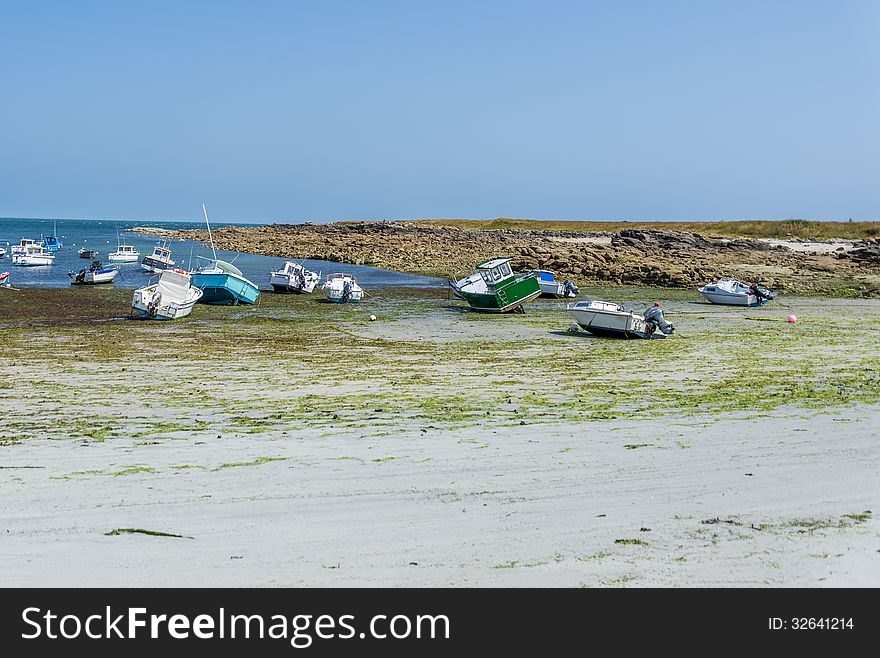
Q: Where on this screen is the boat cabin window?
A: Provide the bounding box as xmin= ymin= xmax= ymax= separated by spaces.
xmin=480 ymin=262 xmax=512 ymax=285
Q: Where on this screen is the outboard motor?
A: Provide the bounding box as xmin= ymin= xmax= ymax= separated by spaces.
xmin=341 ymin=280 xmax=352 ymax=302
xmin=643 ymin=306 xmax=675 ymax=336
xmin=562 ymin=280 xmax=579 ymax=297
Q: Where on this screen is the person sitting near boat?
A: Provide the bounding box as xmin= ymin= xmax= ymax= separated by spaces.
xmin=748 ymin=283 xmax=767 ymax=304
xmin=643 ymin=301 xmax=674 ymax=335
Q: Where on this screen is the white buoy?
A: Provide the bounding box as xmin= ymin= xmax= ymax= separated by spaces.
xmin=568 ymin=322 xmax=580 ymax=332
xmin=369 ymin=314 xmax=377 ymax=321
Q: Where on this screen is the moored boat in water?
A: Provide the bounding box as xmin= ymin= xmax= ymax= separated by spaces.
xmin=270 ymin=261 xmax=321 ymax=293
xmin=450 ymin=258 xmax=541 ymax=313
xmin=12 ymin=243 xmax=54 ymax=266
xmin=108 ymin=244 xmax=141 ymax=263
xmin=11 ymin=239 xmax=39 ymax=256
xmin=132 ymin=269 xmax=203 ymax=320
xmin=323 ymin=273 xmax=364 ymax=302
xmin=141 ymin=239 xmax=176 ymax=273
xmin=698 ymin=279 xmax=776 ymax=306
xmin=78 ymin=247 xmax=98 ymax=259
xmin=68 ymin=260 xmax=119 ymax=285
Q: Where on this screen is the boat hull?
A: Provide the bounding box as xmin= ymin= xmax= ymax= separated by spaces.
xmin=568 ymin=307 xmax=658 ymax=339
xmin=12 ymin=255 xmax=54 ymax=266
xmin=326 ymin=292 xmax=363 ymax=303
xmin=141 ymin=257 xmax=175 ymax=273
xmin=190 ymin=272 xmax=260 ymax=305
xmin=70 ymin=269 xmax=118 ymax=285
xmin=131 ymin=302 xmax=197 ymax=320
xmin=270 ymin=272 xmax=319 ymax=294
xmin=699 ymin=290 xmax=767 ymax=307
xmin=108 ymin=254 xmax=140 ymax=263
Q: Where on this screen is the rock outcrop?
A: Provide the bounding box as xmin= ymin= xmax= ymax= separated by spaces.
xmin=133 ymin=221 xmax=880 ymax=297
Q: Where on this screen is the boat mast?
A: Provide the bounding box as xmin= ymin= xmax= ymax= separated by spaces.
xmin=202 ymin=203 xmax=218 ymax=261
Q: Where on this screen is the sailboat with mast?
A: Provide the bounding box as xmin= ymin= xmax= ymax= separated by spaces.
xmin=42 ymin=221 xmax=63 ymax=253
xmin=189 ymin=204 xmax=261 ymax=305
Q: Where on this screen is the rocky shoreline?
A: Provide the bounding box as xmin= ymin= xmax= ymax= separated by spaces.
xmin=133 ymin=221 xmax=880 ymax=296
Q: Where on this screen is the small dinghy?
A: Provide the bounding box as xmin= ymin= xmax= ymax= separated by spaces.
xmin=68 ymin=260 xmax=119 ymax=285
xmin=0 ymin=271 xmax=9 ymax=285
xmin=270 ymin=261 xmax=321 ymax=293
xmin=131 ymin=269 xmax=203 ymax=320
xmin=566 ymin=300 xmax=674 ymax=339
xmin=698 ymin=279 xmax=776 ymax=306
xmin=532 ymin=270 xmax=579 ymax=298
xmin=323 ymin=273 xmax=364 ymax=302
xmin=78 ymin=247 xmax=98 ymax=259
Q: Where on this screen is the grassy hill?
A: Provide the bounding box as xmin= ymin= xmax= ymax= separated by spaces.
xmin=405 ymin=218 xmax=880 ymax=240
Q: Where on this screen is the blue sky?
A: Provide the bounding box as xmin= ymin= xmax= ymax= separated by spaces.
xmin=1 ymin=0 xmax=877 ymax=223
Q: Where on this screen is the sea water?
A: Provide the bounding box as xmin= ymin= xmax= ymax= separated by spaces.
xmin=0 ymin=217 xmax=442 ymax=289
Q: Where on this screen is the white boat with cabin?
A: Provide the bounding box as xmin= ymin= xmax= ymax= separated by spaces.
xmin=323 ymin=273 xmax=364 ymax=302
xmin=270 ymin=261 xmax=321 ymax=293
xmin=11 ymin=239 xmax=39 ymax=256
xmin=131 ymin=269 xmax=203 ymax=320
xmin=12 ymin=243 xmax=55 ymax=266
xmin=108 ymin=244 xmax=141 ymax=263
xmin=141 ymin=239 xmax=176 ymax=273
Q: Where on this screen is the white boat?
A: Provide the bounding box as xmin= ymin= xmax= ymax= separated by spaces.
xmin=323 ymin=273 xmax=364 ymax=302
xmin=11 ymin=239 xmax=39 ymax=256
xmin=0 ymin=247 xmax=6 ymax=258
xmin=141 ymin=239 xmax=176 ymax=273
xmin=533 ymin=270 xmax=579 ymax=298
xmin=270 ymin=261 xmax=321 ymax=293
xmin=108 ymin=244 xmax=141 ymax=263
xmin=12 ymin=244 xmax=54 ymax=266
xmin=698 ymin=279 xmax=776 ymax=307
xmin=131 ymin=269 xmax=203 ymax=320
xmin=68 ymin=261 xmax=119 ymax=285
xmin=566 ymin=300 xmax=672 ymax=339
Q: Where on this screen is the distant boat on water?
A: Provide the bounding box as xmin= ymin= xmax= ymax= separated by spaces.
xmin=78 ymin=247 xmax=98 ymax=259
xmin=141 ymin=239 xmax=176 ymax=273
xmin=12 ymin=243 xmax=54 ymax=266
xmin=11 ymin=239 xmax=40 ymax=256
xmin=189 ymin=204 xmax=260 ymax=305
xmin=68 ymin=260 xmax=118 ymax=285
xmin=42 ymin=223 xmax=63 ymax=253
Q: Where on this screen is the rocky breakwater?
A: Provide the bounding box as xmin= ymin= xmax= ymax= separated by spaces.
xmin=133 ymin=222 xmax=880 ymax=296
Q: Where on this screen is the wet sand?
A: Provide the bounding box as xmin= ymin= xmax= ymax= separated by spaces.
xmin=1 ymin=287 xmax=878 ymax=586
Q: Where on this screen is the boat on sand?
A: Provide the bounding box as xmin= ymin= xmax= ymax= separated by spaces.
xmin=567 ymin=300 xmax=674 ymax=339
xmin=450 ymin=258 xmax=541 ymax=313
xmin=131 ymin=269 xmax=203 ymax=320
xmin=698 ymin=279 xmax=776 ymax=306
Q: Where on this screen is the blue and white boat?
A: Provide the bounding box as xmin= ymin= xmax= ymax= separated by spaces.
xmin=68 ymin=260 xmax=118 ymax=285
xmin=42 ymin=222 xmax=63 ymax=253
xmin=188 ymin=204 xmax=260 ymax=306
xmin=532 ymin=269 xmax=579 ymax=298
xmin=191 ymin=259 xmax=261 ymax=305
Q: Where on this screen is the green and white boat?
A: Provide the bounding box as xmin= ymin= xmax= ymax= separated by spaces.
xmin=450 ymin=258 xmax=542 ymax=313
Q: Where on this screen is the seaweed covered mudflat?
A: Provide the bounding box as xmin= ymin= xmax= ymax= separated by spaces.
xmin=1 ymin=287 xmax=878 ymax=586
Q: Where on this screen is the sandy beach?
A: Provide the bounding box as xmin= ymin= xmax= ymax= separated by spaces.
xmin=1 ymin=287 xmax=878 ymax=586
